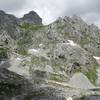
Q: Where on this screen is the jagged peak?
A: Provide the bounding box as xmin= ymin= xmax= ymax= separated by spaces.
xmin=0 ymin=10 xmax=42 ymax=25
xmin=55 ymin=15 xmax=85 ymax=24
xmin=0 ymin=10 xmax=19 ymax=21
xmin=71 ymin=15 xmax=82 ymax=21
xmin=23 ymin=11 xmax=39 ymax=17
xmin=0 ymin=10 xmax=6 ymax=15
xmin=20 ymin=10 xmax=42 ymax=24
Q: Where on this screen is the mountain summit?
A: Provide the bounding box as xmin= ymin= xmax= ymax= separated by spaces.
xmin=20 ymin=11 xmax=42 ymax=24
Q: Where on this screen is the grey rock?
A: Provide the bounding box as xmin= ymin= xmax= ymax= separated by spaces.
xmin=0 ymin=10 xmax=42 ymax=40
xmin=0 ymin=68 xmax=33 ymax=99
xmin=79 ymin=95 xmax=100 ymax=100
xmin=32 ymin=69 xmax=48 ymax=84
xmin=0 ymin=60 xmax=10 ymax=68
xmin=68 ymin=72 xmax=95 ymax=89
xmin=20 ymin=11 xmax=42 ymax=25
xmin=21 ymin=87 xmax=66 ymax=100
xmin=0 ymin=10 xmax=20 ymax=39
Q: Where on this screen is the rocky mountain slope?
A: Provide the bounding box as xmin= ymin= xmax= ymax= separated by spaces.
xmin=0 ymin=10 xmax=100 ymax=100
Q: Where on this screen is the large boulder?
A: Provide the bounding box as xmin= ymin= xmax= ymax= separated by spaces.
xmin=68 ymin=72 xmax=95 ymax=89
xmin=0 ymin=68 xmax=33 ymax=99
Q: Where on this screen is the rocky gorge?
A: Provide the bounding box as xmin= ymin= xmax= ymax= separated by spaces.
xmin=0 ymin=10 xmax=100 ymax=100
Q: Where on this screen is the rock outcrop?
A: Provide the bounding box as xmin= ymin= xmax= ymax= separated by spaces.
xmin=0 ymin=68 xmax=33 ymax=100
xmin=20 ymin=11 xmax=42 ymax=25
xmin=0 ymin=10 xmax=20 ymax=39
xmin=0 ymin=10 xmax=42 ymax=40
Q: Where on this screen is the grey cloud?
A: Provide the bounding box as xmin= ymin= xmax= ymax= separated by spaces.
xmin=64 ymin=0 xmax=100 ymax=15
xmin=63 ymin=0 xmax=100 ymax=26
xmin=0 ymin=0 xmax=26 ymax=12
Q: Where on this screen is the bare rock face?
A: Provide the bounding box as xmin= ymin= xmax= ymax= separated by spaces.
xmin=20 ymin=11 xmax=42 ymax=25
xmin=0 ymin=68 xmax=33 ymax=100
xmin=0 ymin=10 xmax=42 ymax=40
xmin=0 ymin=10 xmax=20 ymax=39
xmin=68 ymin=72 xmax=95 ymax=89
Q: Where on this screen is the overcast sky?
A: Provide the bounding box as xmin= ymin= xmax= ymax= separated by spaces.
xmin=0 ymin=0 xmax=100 ymax=26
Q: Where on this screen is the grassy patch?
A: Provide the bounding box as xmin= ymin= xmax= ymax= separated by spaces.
xmin=17 ymin=46 xmax=28 ymax=56
xmin=49 ymin=73 xmax=68 ymax=82
xmin=85 ymin=67 xmax=97 ymax=85
xmin=78 ymin=33 xmax=96 ymax=48
xmin=64 ymin=32 xmax=69 ymax=36
xmin=18 ymin=35 xmax=32 ymax=46
xmin=0 ymin=48 xmax=8 ymax=59
xmin=19 ymin=23 xmax=44 ymax=31
xmin=17 ymin=29 xmax=33 ymax=47
xmin=49 ymin=74 xmax=63 ymax=82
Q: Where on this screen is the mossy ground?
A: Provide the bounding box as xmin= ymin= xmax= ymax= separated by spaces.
xmin=0 ymin=47 xmax=8 ymax=59
xmin=84 ymin=67 xmax=97 ymax=85
xmin=49 ymin=74 xmax=64 ymax=82
xmin=17 ymin=45 xmax=28 ymax=56
xmin=49 ymin=73 xmax=68 ymax=83
xmin=19 ymin=23 xmax=44 ymax=31
xmin=0 ymin=82 xmax=22 ymax=95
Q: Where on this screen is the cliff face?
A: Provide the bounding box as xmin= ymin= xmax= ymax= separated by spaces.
xmin=0 ymin=10 xmax=100 ymax=100
xmin=0 ymin=10 xmax=42 ymax=39
xmin=0 ymin=10 xmax=20 ymax=39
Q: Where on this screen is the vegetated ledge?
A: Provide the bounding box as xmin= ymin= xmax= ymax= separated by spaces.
xmin=18 ymin=23 xmax=45 ymax=31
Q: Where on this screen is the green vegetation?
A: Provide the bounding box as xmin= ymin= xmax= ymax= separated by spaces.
xmin=17 ymin=46 xmax=28 ymax=56
xmin=0 ymin=83 xmax=21 ymax=95
xmin=49 ymin=74 xmax=63 ymax=82
xmin=0 ymin=48 xmax=8 ymax=59
xmin=57 ymin=24 xmax=66 ymax=30
xmin=18 ymin=24 xmax=44 ymax=47
xmin=19 ymin=23 xmax=44 ymax=31
xmin=85 ymin=67 xmax=97 ymax=85
xmin=18 ymin=34 xmax=32 ymax=46
xmin=78 ymin=33 xmax=96 ymax=48
xmin=49 ymin=73 xmax=68 ymax=82
xmin=63 ymin=32 xmax=70 ymax=37
xmin=24 ymin=90 xmax=48 ymax=100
